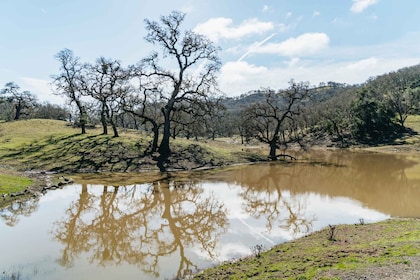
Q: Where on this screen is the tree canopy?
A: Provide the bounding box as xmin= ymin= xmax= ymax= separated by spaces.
xmin=138 ymin=11 xmax=222 ymax=170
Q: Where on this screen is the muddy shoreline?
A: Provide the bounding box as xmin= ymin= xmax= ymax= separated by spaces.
xmin=3 ymin=142 xmax=420 ymax=209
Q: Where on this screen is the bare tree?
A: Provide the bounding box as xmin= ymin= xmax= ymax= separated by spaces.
xmin=202 ymin=96 xmax=227 ymax=140
xmin=52 ymin=49 xmax=88 ymax=134
xmin=1 ymin=82 xmax=37 ymax=120
xmin=85 ymin=57 xmax=130 ymax=137
xmin=243 ymin=80 xmax=311 ymax=160
xmin=122 ymin=83 xmax=163 ymax=154
xmin=139 ymin=11 xmax=221 ymax=169
xmin=170 ymin=96 xmax=224 ymax=140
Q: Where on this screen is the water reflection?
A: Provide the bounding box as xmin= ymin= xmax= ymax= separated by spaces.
xmin=237 ymin=171 xmax=315 ymax=235
xmin=52 ymin=180 xmax=227 ymax=279
xmin=2 ymin=151 xmax=420 ymax=279
xmin=0 ymin=197 xmax=39 ymax=226
xmin=208 ymin=151 xmax=420 ymax=218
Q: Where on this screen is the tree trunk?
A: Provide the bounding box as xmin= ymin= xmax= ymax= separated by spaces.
xmin=100 ymin=103 xmax=108 ymax=135
xmin=75 ymin=100 xmax=86 ymax=134
xmin=398 ymin=112 xmax=406 ymax=128
xmin=269 ymin=141 xmax=277 ymax=160
xmin=268 ymin=134 xmax=279 ymax=160
xmin=158 ymin=108 xmax=171 ymax=159
xmin=111 ymin=123 xmax=119 ymax=137
xmin=14 ymin=104 xmax=22 ymax=120
xmin=101 ymin=116 xmax=108 ymax=135
xmin=151 ymin=123 xmax=159 ymax=153
xmin=109 ymin=113 xmax=119 ymax=138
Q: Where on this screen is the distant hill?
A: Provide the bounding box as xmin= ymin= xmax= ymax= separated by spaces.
xmin=221 ymin=63 xmax=420 ymax=112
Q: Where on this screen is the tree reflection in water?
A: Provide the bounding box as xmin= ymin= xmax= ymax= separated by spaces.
xmin=52 ymin=180 xmax=228 ymax=279
xmin=0 ymin=198 xmax=39 ymax=227
xmin=3 ymin=151 xmax=420 ymax=280
xmin=235 ymin=163 xmax=315 ymax=235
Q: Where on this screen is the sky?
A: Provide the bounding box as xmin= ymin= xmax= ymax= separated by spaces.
xmin=1 ymin=0 xmax=420 ymax=105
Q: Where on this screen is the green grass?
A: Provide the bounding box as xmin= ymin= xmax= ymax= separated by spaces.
xmin=0 ymin=119 xmax=267 ymax=195
xmin=0 ymin=174 xmax=32 ymax=193
xmin=0 ymin=119 xmax=156 ymax=173
xmin=0 ymin=119 xmax=268 ymax=174
xmin=193 ymin=219 xmax=420 ymax=279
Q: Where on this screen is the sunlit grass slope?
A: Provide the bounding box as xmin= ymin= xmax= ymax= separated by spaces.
xmin=404 ymin=115 xmax=420 ymax=144
xmin=406 ymin=115 xmax=420 ymax=132
xmin=0 ymin=119 xmax=265 ymax=182
xmin=0 ymin=119 xmax=156 ymax=174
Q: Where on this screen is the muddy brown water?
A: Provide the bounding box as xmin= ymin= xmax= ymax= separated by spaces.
xmin=1 ymin=150 xmax=420 ymax=279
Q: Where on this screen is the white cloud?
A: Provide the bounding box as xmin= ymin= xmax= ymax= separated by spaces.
xmin=253 ymin=33 xmax=330 ymax=57
xmin=287 ymin=57 xmax=300 ymax=67
xmin=218 ymin=56 xmax=420 ymax=96
xmin=350 ymin=0 xmax=379 ymax=13
xmin=219 ymin=61 xmax=268 ymax=94
xmin=218 ymin=33 xmax=420 ymax=95
xmin=194 ymin=18 xmax=274 ymax=42
xmin=313 ymin=10 xmax=320 ymax=17
xmin=346 ymin=57 xmax=378 ymax=71
xmin=221 ymin=61 xmax=267 ymax=81
xmin=335 ymin=57 xmax=420 ymax=84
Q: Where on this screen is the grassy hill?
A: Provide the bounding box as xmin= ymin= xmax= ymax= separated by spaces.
xmin=0 ymin=119 xmax=266 ymax=195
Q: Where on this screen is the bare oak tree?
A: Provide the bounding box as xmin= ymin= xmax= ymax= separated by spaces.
xmin=122 ymin=82 xmax=163 ymax=154
xmin=139 ymin=11 xmax=221 ymax=169
xmin=1 ymin=82 xmax=37 ymax=120
xmin=52 ymin=49 xmax=88 ymax=134
xmin=85 ymin=57 xmax=130 ymax=137
xmin=243 ymin=80 xmax=311 ymax=160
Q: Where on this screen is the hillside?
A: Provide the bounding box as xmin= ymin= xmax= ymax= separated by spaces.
xmin=0 ymin=119 xmax=268 ymax=172
xmin=222 ymin=64 xmax=420 ymax=112
xmin=0 ymin=119 xmax=267 ymax=208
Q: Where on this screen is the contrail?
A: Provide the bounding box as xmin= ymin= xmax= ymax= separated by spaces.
xmin=237 ymin=33 xmax=276 ymax=62
xmin=238 ymin=217 xmax=275 ymax=245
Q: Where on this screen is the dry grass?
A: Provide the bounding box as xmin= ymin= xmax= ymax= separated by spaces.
xmin=406 ymin=115 xmax=420 ymax=132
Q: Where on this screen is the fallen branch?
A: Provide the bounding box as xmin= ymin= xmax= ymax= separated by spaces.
xmin=275 ymin=154 xmax=297 ymax=160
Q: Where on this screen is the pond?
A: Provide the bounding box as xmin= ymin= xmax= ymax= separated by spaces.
xmin=1 ymin=150 xmax=420 ymax=279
